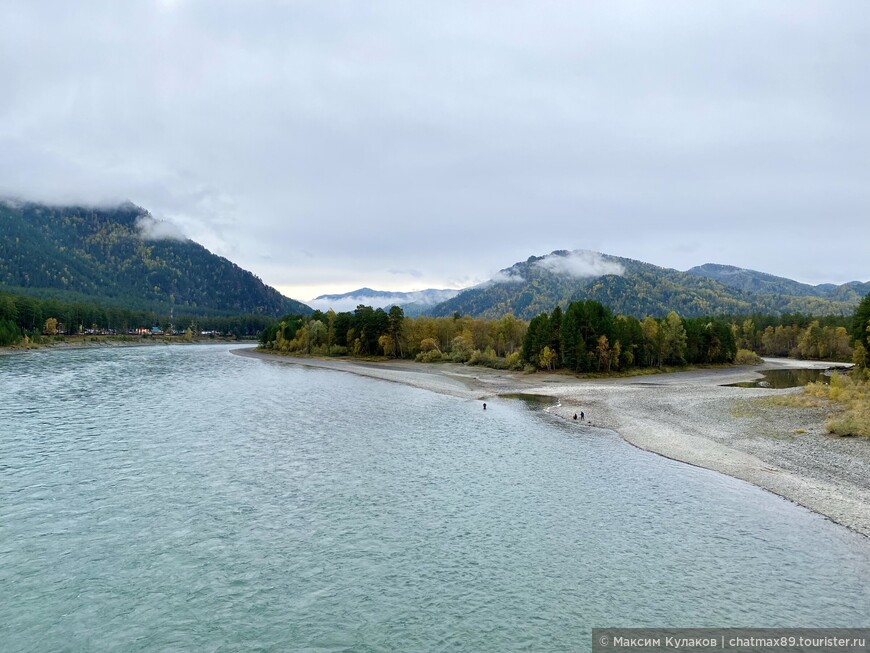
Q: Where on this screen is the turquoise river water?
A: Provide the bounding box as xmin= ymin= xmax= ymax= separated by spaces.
xmin=1 ymin=344 xmax=869 ymax=651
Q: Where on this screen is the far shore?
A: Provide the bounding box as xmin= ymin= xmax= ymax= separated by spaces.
xmin=0 ymin=336 xmax=250 ymax=356
xmin=234 ymin=347 xmax=869 ymax=537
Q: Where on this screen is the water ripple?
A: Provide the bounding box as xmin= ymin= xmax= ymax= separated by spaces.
xmin=1 ymin=345 xmax=869 ymax=652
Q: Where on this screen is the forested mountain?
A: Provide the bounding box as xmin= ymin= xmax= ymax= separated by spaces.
xmin=686 ymin=263 xmax=870 ymax=303
xmin=430 ymin=250 xmax=864 ymax=320
xmin=0 ymin=200 xmax=310 ymax=317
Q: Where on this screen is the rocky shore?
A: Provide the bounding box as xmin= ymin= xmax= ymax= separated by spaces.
xmin=233 ymin=348 xmax=869 ymax=537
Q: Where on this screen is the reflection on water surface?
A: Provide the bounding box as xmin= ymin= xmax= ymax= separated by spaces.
xmin=725 ymin=367 xmax=849 ymax=389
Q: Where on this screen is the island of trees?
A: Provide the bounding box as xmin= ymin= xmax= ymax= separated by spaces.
xmin=259 ymin=295 xmax=869 ymax=374
xmin=258 ymin=294 xmax=870 ymax=437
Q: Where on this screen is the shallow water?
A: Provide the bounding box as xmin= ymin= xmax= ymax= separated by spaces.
xmin=725 ymin=367 xmax=846 ymax=389
xmin=2 ymin=345 xmax=869 ymax=651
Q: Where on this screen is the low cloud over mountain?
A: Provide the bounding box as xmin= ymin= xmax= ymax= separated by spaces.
xmin=533 ymin=250 xmax=625 ymax=278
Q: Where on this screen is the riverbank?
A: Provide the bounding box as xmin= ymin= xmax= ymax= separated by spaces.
xmin=0 ymin=336 xmax=249 ymax=356
xmin=234 ymin=347 xmax=870 ymax=537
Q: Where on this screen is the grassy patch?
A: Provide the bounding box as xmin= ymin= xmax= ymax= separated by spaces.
xmin=738 ymin=372 xmax=870 ymax=438
xmin=754 ymin=394 xmax=823 ymax=409
xmin=804 ymin=373 xmax=870 ymax=438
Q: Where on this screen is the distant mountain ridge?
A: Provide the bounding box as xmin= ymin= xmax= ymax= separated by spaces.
xmin=6 ymin=199 xmax=863 ymax=322
xmin=428 ymin=250 xmax=866 ymax=320
xmin=0 ymin=200 xmax=310 ymax=317
xmin=310 ymin=287 xmax=459 ymax=315
xmin=686 ymin=263 xmax=870 ymax=303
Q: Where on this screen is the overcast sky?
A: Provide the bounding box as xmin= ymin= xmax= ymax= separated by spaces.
xmin=2 ymin=1 xmax=868 ymax=301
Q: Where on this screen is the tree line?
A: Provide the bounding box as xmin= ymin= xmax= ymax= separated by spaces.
xmin=521 ymin=303 xmax=737 ymax=372
xmin=259 ymin=306 xmax=527 ymax=368
xmin=7 ymin=284 xmax=867 ymax=372
xmin=260 ymin=292 xmax=870 ymax=373
xmin=0 ymin=290 xmax=274 ymax=346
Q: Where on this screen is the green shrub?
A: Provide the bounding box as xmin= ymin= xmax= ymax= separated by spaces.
xmin=415 ymin=349 xmax=443 ymax=363
xmin=735 ymin=348 xmax=762 ymax=365
xmin=450 ymin=349 xmax=470 ymax=363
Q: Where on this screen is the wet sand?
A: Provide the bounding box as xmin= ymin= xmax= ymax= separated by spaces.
xmin=233 ymin=348 xmax=870 ymax=537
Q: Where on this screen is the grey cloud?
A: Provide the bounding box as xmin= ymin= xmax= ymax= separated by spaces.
xmin=1 ymin=1 xmax=868 ymax=295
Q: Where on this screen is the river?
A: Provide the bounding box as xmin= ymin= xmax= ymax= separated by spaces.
xmin=2 ymin=344 xmax=868 ymax=651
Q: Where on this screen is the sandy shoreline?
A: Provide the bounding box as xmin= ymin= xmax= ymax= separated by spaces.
xmin=234 ymin=347 xmax=870 ymax=537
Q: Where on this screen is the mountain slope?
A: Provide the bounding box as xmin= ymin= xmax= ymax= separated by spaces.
xmin=0 ymin=200 xmax=310 ymax=317
xmin=430 ymin=250 xmax=863 ymax=320
xmin=686 ymin=263 xmax=870 ymax=304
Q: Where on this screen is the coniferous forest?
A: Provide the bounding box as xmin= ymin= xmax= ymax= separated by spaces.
xmin=0 ymin=200 xmax=309 ymax=318
xmin=0 ymin=290 xmax=274 ymax=345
